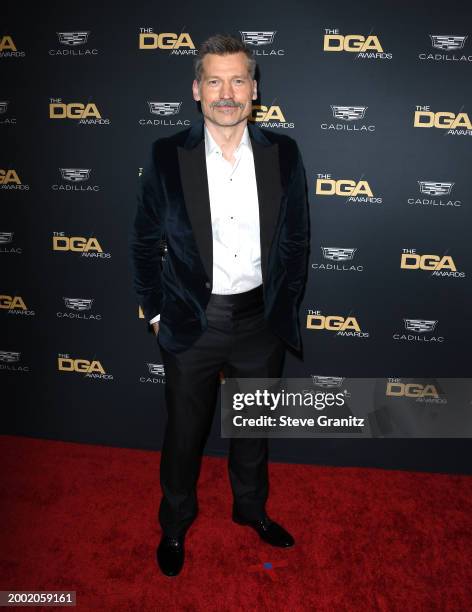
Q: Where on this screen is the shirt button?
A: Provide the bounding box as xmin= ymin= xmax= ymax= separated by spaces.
xmin=205 ymin=281 xmax=211 ymax=288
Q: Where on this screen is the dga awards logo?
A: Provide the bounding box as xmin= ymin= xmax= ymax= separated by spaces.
xmin=311 ymin=247 xmax=364 ymax=272
xmin=138 ymin=29 xmax=196 ymax=54
xmin=0 ymin=351 xmax=29 ymax=373
xmin=0 ymin=295 xmax=35 ymax=316
xmin=0 ymin=232 xmax=22 ymax=254
xmin=323 ymin=29 xmax=392 ymax=59
xmin=315 ymin=174 xmax=382 ymax=204
xmin=0 ymin=169 xmax=29 ymax=190
xmin=49 ymin=98 xmax=110 ymax=125
xmin=57 ymin=354 xmax=113 ymax=380
xmin=51 ymin=168 xmax=100 ymax=192
xmin=250 ymin=104 xmax=294 ymax=129
xmin=57 ymin=298 xmax=102 ymax=321
xmin=239 ymin=31 xmax=285 ymax=56
xmin=49 ymin=31 xmax=99 ymax=55
xmin=139 ymin=363 xmax=166 ymax=385
xmin=321 ymin=106 xmax=375 ymax=132
xmin=0 ymin=101 xmax=17 ymax=125
xmin=419 ymin=35 xmax=470 ymax=62
xmin=414 ymin=106 xmax=472 ymax=136
xmin=407 ymin=181 xmax=461 ymax=208
xmin=400 ymin=249 xmax=465 ymax=278
xmin=306 ymin=310 xmax=369 ymax=338
xmin=392 ymin=319 xmax=444 ymax=343
xmin=139 ymin=101 xmax=190 ymax=126
xmin=52 ymin=233 xmax=111 ymax=259
xmin=0 ymin=35 xmax=25 ymax=57
xmin=386 ymin=378 xmax=446 ymax=404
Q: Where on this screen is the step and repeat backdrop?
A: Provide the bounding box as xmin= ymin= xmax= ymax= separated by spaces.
xmin=2 ymin=1 xmax=472 ymax=472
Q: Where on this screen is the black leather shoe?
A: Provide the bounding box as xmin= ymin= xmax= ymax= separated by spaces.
xmin=156 ymin=534 xmax=185 ymax=576
xmin=232 ymin=513 xmax=295 ymax=547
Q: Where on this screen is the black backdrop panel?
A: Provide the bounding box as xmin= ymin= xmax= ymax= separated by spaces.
xmin=2 ymin=1 xmax=471 ymax=473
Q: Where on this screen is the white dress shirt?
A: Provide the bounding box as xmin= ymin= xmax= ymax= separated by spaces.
xmin=149 ymin=121 xmax=262 ymax=325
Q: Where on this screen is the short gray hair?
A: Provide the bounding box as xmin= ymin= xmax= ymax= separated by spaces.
xmin=194 ymin=34 xmax=257 ymax=82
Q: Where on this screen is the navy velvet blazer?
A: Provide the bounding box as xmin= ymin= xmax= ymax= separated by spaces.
xmin=129 ymin=117 xmax=310 ymax=354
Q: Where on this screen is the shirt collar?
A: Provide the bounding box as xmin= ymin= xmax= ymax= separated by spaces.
xmin=204 ymin=122 xmax=251 ymax=158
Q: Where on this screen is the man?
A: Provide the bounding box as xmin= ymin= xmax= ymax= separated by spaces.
xmin=129 ymin=34 xmax=309 ymax=577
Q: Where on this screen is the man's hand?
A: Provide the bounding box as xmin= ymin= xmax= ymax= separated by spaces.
xmin=151 ymin=321 xmax=160 ymax=336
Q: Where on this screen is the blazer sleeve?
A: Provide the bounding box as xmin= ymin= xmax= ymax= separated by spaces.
xmin=279 ymin=142 xmax=310 ymax=305
xmin=129 ymin=141 xmax=165 ymax=326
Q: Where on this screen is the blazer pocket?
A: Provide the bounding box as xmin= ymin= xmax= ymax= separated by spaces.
xmin=163 ymin=295 xmax=199 ymax=324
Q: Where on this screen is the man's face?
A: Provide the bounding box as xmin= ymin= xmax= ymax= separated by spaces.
xmin=192 ymin=51 xmax=257 ymax=127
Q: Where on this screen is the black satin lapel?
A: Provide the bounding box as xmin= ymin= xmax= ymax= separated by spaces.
xmin=252 ymin=140 xmax=283 ymax=284
xmin=177 ymin=141 xmax=213 ymax=284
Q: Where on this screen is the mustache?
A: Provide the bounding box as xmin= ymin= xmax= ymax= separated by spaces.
xmin=211 ymin=100 xmax=244 ymax=109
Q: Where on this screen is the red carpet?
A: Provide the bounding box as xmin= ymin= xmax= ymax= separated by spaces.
xmin=1 ymin=435 xmax=471 ymax=611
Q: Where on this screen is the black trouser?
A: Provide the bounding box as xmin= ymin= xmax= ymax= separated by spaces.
xmin=157 ymin=284 xmax=286 ymax=538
